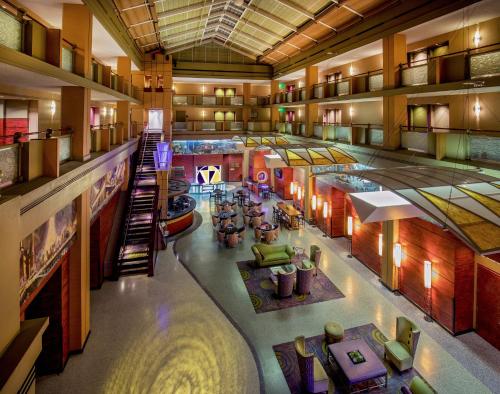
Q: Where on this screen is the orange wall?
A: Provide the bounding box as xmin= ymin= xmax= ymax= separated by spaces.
xmin=319 ymin=54 xmax=383 ymax=82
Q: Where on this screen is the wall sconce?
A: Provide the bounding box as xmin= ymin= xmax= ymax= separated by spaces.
xmin=349 ymin=106 xmax=354 ymax=118
xmin=102 ymin=107 xmax=107 ymax=117
xmin=393 ymin=243 xmax=402 ymax=268
xmin=424 ymin=260 xmax=432 ymax=289
xmin=50 ymin=100 xmax=56 ymax=117
xmin=172 ymin=84 xmax=176 ymax=92
xmin=323 ymin=201 xmax=328 ymax=219
xmin=347 ymin=216 xmax=353 ymax=237
xmin=297 ymin=186 xmax=302 ymax=200
xmin=311 ymin=194 xmax=317 ymax=210
xmin=473 ymin=99 xmax=481 ymax=117
xmin=349 ymin=64 xmax=354 ymax=76
xmin=298 ymin=109 xmax=302 ymax=118
xmin=201 ymin=85 xmax=205 ymax=94
xmin=201 ymin=110 xmax=206 ymax=118
xmin=290 ymin=182 xmax=296 ymax=195
xmin=473 ymin=29 xmax=481 ymax=47
xmin=109 ymin=107 xmax=114 ymax=117
xmin=378 ymin=233 xmax=383 ymax=256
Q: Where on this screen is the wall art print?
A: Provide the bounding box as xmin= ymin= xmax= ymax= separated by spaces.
xmin=20 ymin=201 xmax=77 ymax=306
xmin=90 ymin=160 xmax=126 ymax=218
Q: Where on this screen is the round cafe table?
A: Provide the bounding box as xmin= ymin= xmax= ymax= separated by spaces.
xmin=221 ymin=224 xmax=238 ymax=234
xmin=246 ymin=209 xmax=264 ymax=218
xmin=217 ymin=211 xmax=237 ymax=220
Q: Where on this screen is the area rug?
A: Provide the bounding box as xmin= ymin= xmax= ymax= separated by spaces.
xmin=273 ymin=323 xmax=431 ymax=393
xmin=237 ymin=260 xmax=345 ymax=313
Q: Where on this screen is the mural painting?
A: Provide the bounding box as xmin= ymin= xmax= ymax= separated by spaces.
xmin=90 ymin=160 xmax=126 ymax=218
xmin=20 ymin=201 xmax=77 ymax=306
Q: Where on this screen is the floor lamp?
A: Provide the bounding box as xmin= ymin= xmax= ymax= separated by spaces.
xmin=424 ymin=260 xmax=433 ymax=322
xmin=393 ymin=243 xmax=402 ymax=296
xmin=322 ymin=201 xmax=329 ymax=237
xmin=346 ymin=216 xmax=353 ymax=258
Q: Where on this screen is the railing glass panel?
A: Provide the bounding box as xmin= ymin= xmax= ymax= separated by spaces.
xmin=470 ymin=135 xmax=500 ymax=162
xmin=173 ymin=96 xmax=188 ymax=105
xmin=314 ymin=85 xmax=324 ymax=99
xmin=369 ymin=128 xmax=384 ymax=146
xmin=61 ymin=46 xmax=74 ymax=72
xmin=368 ymin=74 xmax=383 ymax=91
xmin=202 ymin=96 xmax=216 ymax=105
xmin=313 ymin=124 xmax=323 ymax=138
xmin=0 ymin=9 xmax=22 ymax=50
xmin=401 ymin=132 xmax=434 ymax=154
xmin=470 ymin=50 xmax=500 ymax=78
xmin=59 ymin=135 xmax=72 ymax=162
xmin=0 ymin=144 xmax=19 ymax=188
xmin=401 ymin=65 xmax=428 ymax=86
xmin=334 ymin=126 xmax=350 ymax=142
xmin=337 ymin=81 xmax=349 ymax=96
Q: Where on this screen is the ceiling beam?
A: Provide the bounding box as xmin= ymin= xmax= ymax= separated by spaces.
xmin=224 ymin=12 xmax=283 ymax=41
xmin=275 ymin=0 xmax=314 ymax=19
xmin=83 ymin=0 xmax=143 ymax=70
xmin=164 ymin=34 xmax=214 ymax=50
xmin=225 ymin=26 xmax=273 ymax=50
xmin=157 ymin=0 xmax=226 ymax=19
xmin=330 ymin=0 xmax=363 ymax=18
xmin=243 ymin=4 xmax=297 ymax=32
xmin=158 ymin=14 xmax=209 ymax=32
xmin=214 ymin=33 xmax=262 ymax=55
xmin=166 ymin=39 xmax=213 ymax=54
xmin=162 ymin=28 xmax=201 ymax=42
xmin=272 ymin=0 xmax=482 ymax=77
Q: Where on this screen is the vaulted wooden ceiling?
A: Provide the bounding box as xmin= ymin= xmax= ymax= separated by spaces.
xmin=112 ymin=0 xmax=394 ymax=64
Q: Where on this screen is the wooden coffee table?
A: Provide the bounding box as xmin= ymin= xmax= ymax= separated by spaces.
xmin=328 ymin=338 xmax=387 ymax=393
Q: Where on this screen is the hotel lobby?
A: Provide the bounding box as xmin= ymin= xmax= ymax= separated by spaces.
xmin=0 ymin=0 xmax=499 ymax=393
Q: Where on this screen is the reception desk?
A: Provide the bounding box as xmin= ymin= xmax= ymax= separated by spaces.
xmin=167 ymin=196 xmax=196 ymax=236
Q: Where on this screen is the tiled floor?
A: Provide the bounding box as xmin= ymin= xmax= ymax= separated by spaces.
xmin=37 ymin=189 xmax=499 ymax=394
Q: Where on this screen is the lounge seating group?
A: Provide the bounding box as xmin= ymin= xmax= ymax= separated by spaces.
xmin=251 ymin=243 xmax=295 ymax=267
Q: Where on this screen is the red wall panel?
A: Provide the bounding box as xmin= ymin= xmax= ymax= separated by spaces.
xmin=222 ymin=154 xmax=243 ymax=182
xmin=249 ymin=149 xmax=271 ymax=183
xmin=172 ymin=155 xmax=195 ymax=182
xmin=274 ymin=167 xmax=293 ymax=200
xmin=399 ymin=218 xmax=474 ymax=333
xmin=476 ymin=264 xmax=500 ymax=349
xmin=331 ymin=188 xmax=346 ymax=237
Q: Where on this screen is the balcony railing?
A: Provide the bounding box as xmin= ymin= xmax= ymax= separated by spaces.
xmin=172 ymin=95 xmax=246 ymax=106
xmin=248 ymin=121 xmax=271 ymax=132
xmin=172 ymin=120 xmax=249 ymax=132
xmin=275 ymin=121 xmax=305 ymax=135
xmin=0 ymin=143 xmax=21 ymax=188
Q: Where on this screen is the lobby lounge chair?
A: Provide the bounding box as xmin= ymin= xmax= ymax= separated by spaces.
xmin=227 ymin=233 xmax=239 ymax=248
xmin=295 ymin=336 xmax=330 ymax=394
xmin=251 ymin=243 xmax=295 ymax=267
xmin=254 ymin=227 xmax=263 ymax=241
xmin=296 ymin=261 xmax=314 ymax=295
xmin=275 ymin=265 xmax=296 ymax=298
xmin=401 ymin=376 xmax=434 ymax=394
xmin=264 ymin=230 xmax=274 ymax=244
xmin=217 ymin=231 xmax=225 ymax=243
xmin=384 ymin=316 xmax=420 ymax=372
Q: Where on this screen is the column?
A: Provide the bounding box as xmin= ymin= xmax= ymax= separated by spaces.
xmin=270 ymin=80 xmax=280 ymax=130
xmin=161 ymin=55 xmax=173 ymax=140
xmin=305 ymin=65 xmax=319 ymax=137
xmin=303 ymin=166 xmax=313 ymax=221
xmin=242 ymin=83 xmax=251 ymax=128
xmin=380 ymin=220 xmax=399 ymax=291
xmin=62 ymin=4 xmax=93 ymax=78
xmin=117 ymin=57 xmax=132 ymax=141
xmin=61 ymin=86 xmax=91 ymax=161
xmin=383 ymin=34 xmax=407 ymax=149
xmin=69 ymin=190 xmax=91 ymax=351
xmin=242 ymin=148 xmax=250 ymax=182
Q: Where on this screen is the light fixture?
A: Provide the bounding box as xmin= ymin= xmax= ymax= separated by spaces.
xmin=424 ymin=260 xmax=432 ymax=289
xmin=172 ymin=84 xmax=176 ymax=92
xmin=311 ymin=194 xmax=317 ymax=210
xmin=347 ymin=216 xmax=353 ymax=236
xmin=349 ymin=64 xmax=354 ymax=76
xmin=290 ymin=182 xmax=295 ymax=195
xmin=102 ymin=107 xmax=107 ymax=116
xmin=201 ymin=110 xmax=206 ymax=118
xmin=393 ymin=243 xmax=402 ymax=268
xmin=49 ymin=100 xmax=56 ymax=117
xmin=201 ymin=85 xmax=205 ymax=93
xmin=378 ymin=233 xmax=383 ymax=256
xmin=473 ymin=29 xmax=481 ymax=47
xmin=109 ymin=107 xmax=114 ymax=117
xmin=297 ymin=186 xmax=302 ymax=200
xmin=298 ymin=109 xmax=302 ymax=118
xmin=349 ymin=106 xmax=354 ymax=118
xmin=323 ymin=201 xmax=328 ymax=219
xmin=473 ymin=99 xmax=481 ymax=117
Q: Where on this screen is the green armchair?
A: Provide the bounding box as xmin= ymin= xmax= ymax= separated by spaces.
xmin=251 ymin=243 xmax=295 ymax=267
xmin=401 ymin=376 xmax=434 ymax=394
xmin=384 ymin=316 xmax=420 ymax=372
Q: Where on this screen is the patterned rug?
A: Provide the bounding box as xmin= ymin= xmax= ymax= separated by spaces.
xmin=237 ymin=260 xmax=345 ymax=313
xmin=273 ymin=323 xmax=431 ymax=394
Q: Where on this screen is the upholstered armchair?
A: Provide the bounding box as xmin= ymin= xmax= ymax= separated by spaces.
xmin=384 ymin=316 xmax=420 ymax=372
xmin=400 ymin=376 xmax=434 ymax=394
xmin=276 ymin=265 xmax=296 ymax=298
xmin=302 ymin=245 xmax=322 ymax=275
xmin=296 ymin=261 xmax=314 ymax=295
xmin=264 ymin=230 xmax=274 ymax=244
xmin=294 ymin=336 xmax=330 ymax=394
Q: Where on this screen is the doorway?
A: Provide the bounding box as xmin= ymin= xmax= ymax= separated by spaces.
xmin=148 ymin=109 xmax=163 ymax=130
xmin=175 ymin=110 xmax=186 ymax=122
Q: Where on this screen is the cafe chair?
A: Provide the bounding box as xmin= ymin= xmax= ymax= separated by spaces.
xmin=217 ymin=231 xmax=225 ymax=243
xmin=252 ymin=216 xmax=262 ymax=228
xmin=294 ymin=336 xmax=331 ymax=394
xmin=243 ymin=215 xmax=251 ymax=226
xmin=242 ymin=205 xmax=249 ymax=215
xmin=307 ymin=245 xmax=322 ymax=276
xmin=254 ymin=227 xmax=262 ymax=241
xmin=264 ymin=230 xmax=274 ymax=244
xmin=227 ymin=233 xmax=239 ymax=248
xmin=237 ymin=227 xmax=246 ymax=242
xmin=384 ymin=316 xmax=420 ymax=372
xmin=211 ymin=215 xmax=219 ymax=227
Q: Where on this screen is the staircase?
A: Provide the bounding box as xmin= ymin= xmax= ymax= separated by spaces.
xmin=117 ymin=132 xmax=162 ymax=276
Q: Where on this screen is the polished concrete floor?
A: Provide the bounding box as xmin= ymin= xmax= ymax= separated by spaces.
xmin=37 ymin=189 xmax=499 ymax=394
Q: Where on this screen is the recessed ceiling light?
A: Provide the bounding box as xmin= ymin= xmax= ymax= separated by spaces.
xmin=326 ymin=51 xmax=333 ymax=55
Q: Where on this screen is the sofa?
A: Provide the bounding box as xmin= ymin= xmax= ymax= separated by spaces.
xmin=401 ymin=376 xmax=434 ymax=394
xmin=251 ymin=243 xmax=295 ymax=267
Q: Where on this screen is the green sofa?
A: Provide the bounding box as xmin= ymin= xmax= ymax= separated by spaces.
xmin=251 ymin=243 xmax=295 ymax=267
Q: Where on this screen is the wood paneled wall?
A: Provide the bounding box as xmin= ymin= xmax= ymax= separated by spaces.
xmin=476 ymin=265 xmax=500 ymax=349
xmin=274 ymin=167 xmax=293 ymax=200
xmin=399 ymin=218 xmax=474 ymax=333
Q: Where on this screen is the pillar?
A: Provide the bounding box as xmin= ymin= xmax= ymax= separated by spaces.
xmin=303 ymin=166 xmax=313 ymax=221
xmin=117 ymin=57 xmax=132 ymax=141
xmin=270 ymin=80 xmax=280 ymax=130
xmin=61 ymin=86 xmax=91 ymax=161
xmin=305 ymin=66 xmax=319 ymax=137
xmin=62 ymin=4 xmax=93 ymax=78
xmin=435 ymin=133 xmax=447 ymax=160
xmin=156 ymin=170 xmax=169 ymax=220
xmin=380 ymin=220 xmax=399 ymax=291
xmin=242 ymin=83 xmax=251 ymax=127
xmin=383 ymin=34 xmax=407 ymax=149
xmin=69 ymin=190 xmax=91 ymax=351
xmin=242 ymin=148 xmax=250 ymax=182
